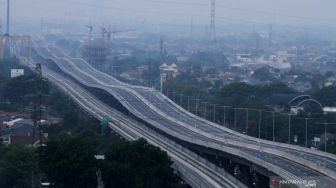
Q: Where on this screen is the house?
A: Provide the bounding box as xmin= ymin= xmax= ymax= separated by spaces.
xmin=1 ymin=118 xmax=47 ymax=146
xmin=236 ymin=53 xmax=252 ymax=63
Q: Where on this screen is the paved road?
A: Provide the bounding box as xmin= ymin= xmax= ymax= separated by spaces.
xmin=32 ymin=64 xmax=245 ymax=188
xmin=33 ymin=44 xmax=336 ymax=187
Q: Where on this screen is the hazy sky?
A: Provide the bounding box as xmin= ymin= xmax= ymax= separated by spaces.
xmin=1 ymin=0 xmax=336 ymax=29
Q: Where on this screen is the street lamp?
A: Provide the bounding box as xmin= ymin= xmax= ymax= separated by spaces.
xmin=288 ymin=114 xmax=291 ymax=144
xmin=258 ymin=110 xmax=262 ymax=143
xmin=234 ymin=108 xmax=237 ymax=130
xmin=315 ymin=121 xmax=336 ymax=168
xmin=213 ymin=104 xmax=218 ymax=122
xmin=222 ymin=106 xmax=231 ymax=127
xmin=245 ymin=108 xmax=249 ymax=135
xmin=272 ymin=111 xmax=275 ymax=142
xmin=202 ymin=102 xmax=208 ymax=119
xmin=303 ymin=117 xmax=314 ymax=148
xmin=195 ymin=98 xmax=200 ymax=116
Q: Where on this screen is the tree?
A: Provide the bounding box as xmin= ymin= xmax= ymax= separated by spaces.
xmin=1 ymin=75 xmax=49 ymax=111
xmin=38 ymin=136 xmax=185 ymax=188
xmin=218 ymin=82 xmax=260 ymax=107
xmin=102 ymin=139 xmax=181 ymax=188
xmin=38 ymin=136 xmax=97 ymax=188
xmin=257 ymin=83 xmax=294 ymax=98
xmin=0 ymin=145 xmax=37 ymax=188
xmin=253 ymin=66 xmax=274 ymax=81
xmin=314 ymin=86 xmax=336 ymax=106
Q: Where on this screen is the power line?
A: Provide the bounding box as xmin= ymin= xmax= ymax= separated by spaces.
xmin=40 ymin=0 xmax=336 ymax=24
xmin=144 ymin=0 xmax=336 ymax=23
xmin=3 ymin=0 xmax=336 ymax=33
xmin=215 ymin=4 xmax=336 ymax=23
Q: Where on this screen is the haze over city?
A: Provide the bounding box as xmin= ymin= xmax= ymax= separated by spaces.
xmin=2 ymin=0 xmax=336 ymax=35
xmin=1 ymin=0 xmax=336 ymax=188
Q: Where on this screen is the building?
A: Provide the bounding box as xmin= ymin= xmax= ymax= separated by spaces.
xmin=81 ymin=41 xmax=111 ymax=68
xmin=236 ymin=53 xmax=252 ymax=63
xmin=1 ymin=118 xmax=47 ymax=146
xmin=160 ymin=63 xmax=178 ymax=81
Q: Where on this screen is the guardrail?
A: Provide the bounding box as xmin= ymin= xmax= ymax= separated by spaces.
xmin=32 ymin=61 xmax=246 ymax=188
xmin=32 ymin=46 xmax=334 ymax=185
xmin=53 ymin=43 xmax=336 ymax=165
xmin=32 ymin=51 xmax=310 ymax=183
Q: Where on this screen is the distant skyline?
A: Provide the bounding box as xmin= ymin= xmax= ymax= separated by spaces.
xmin=1 ymin=0 xmax=336 ymax=32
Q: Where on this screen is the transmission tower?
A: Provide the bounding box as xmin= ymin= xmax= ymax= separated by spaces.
xmin=31 ymin=64 xmax=44 ymax=146
xmin=6 ymin=0 xmax=10 ymax=36
xmin=209 ymin=0 xmax=216 ymax=43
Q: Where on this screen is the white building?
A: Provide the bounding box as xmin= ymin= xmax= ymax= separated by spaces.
xmin=160 ymin=63 xmax=178 ymax=81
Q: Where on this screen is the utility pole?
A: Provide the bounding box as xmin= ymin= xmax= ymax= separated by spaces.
xmin=272 ymin=111 xmax=275 ymax=142
xmin=37 ymin=64 xmax=43 ymax=147
xmin=187 ymin=96 xmax=191 ymax=112
xmin=245 ymin=108 xmax=249 ymax=135
xmin=31 ymin=96 xmax=37 ymax=146
xmin=234 ymin=108 xmax=237 ymax=131
xmin=148 ymin=61 xmax=151 ymax=87
xmin=195 ymin=98 xmax=200 ymax=116
xmin=306 ymin=118 xmax=309 ymax=148
xmin=258 ymin=110 xmax=262 ymax=143
xmin=31 ymin=64 xmax=43 ymax=147
xmin=288 ymin=114 xmax=291 ymax=144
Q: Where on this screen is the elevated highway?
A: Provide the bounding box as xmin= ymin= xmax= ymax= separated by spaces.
xmin=21 ymin=58 xmax=246 ymax=188
xmin=28 ymin=42 xmax=336 ymax=187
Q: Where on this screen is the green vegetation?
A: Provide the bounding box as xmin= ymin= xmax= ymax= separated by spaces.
xmin=314 ymin=86 xmax=336 ymax=106
xmin=0 ymin=145 xmax=37 ymax=188
xmin=0 ymin=59 xmax=186 ymax=188
xmin=0 ymin=136 xmax=183 ymax=188
xmin=38 ymin=136 xmax=181 ymax=188
xmin=0 ymin=58 xmax=33 ymax=80
xmin=164 ymin=77 xmax=336 ymax=150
